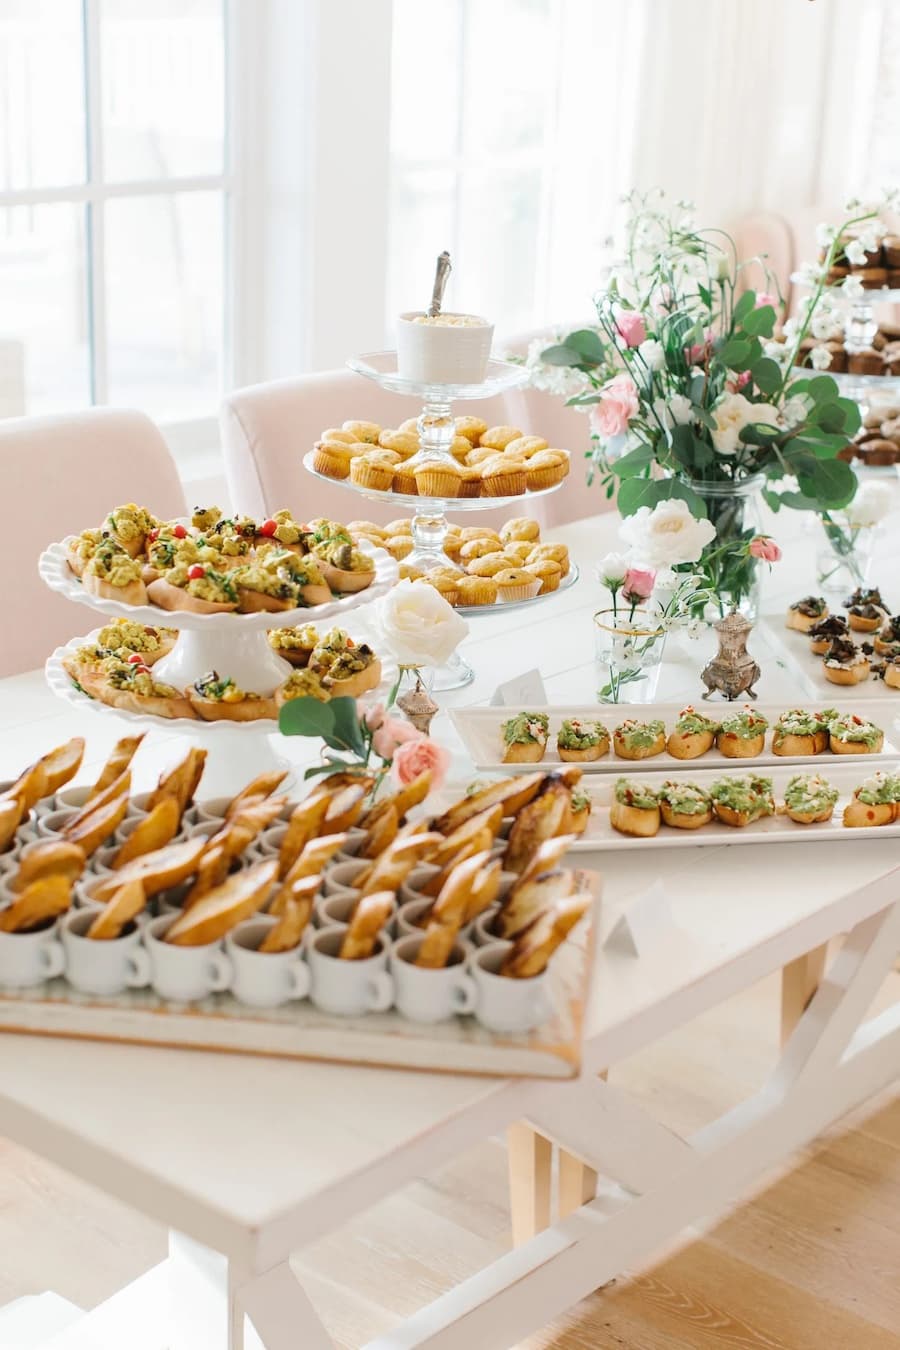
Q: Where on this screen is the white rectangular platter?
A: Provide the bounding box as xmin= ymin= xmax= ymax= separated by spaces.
xmin=534 ymin=760 xmax=900 ymax=853
xmin=0 ymin=910 xmax=597 ymax=1081
xmin=761 ymin=617 xmax=900 ymax=700
xmin=451 ymin=701 xmax=900 ymax=775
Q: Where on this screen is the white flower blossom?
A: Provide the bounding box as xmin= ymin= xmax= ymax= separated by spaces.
xmin=810 ymin=311 xmax=844 ymax=341
xmin=842 ymin=275 xmax=864 ymax=300
xmin=711 ymin=393 xmax=780 ymax=455
xmin=816 ymin=223 xmax=837 ymax=248
xmin=782 ymin=316 xmax=800 ymax=343
xmin=595 ymin=552 xmax=631 ymax=589
xmin=619 ymin=499 xmax=717 ymax=567
xmin=374 ymin=580 xmax=469 ymax=667
xmin=637 ymin=338 xmax=665 ymax=370
xmin=844 ymin=239 xmax=868 ymax=267
xmin=782 ymin=394 xmax=813 ymax=427
xmin=765 ymin=340 xmax=791 ymax=367
xmin=797 ymin=262 xmax=822 ymax=286
xmin=841 ymin=481 xmax=893 ymax=527
xmin=669 ymin=393 xmax=694 ymax=425
xmin=810 ymin=344 xmax=833 ymax=371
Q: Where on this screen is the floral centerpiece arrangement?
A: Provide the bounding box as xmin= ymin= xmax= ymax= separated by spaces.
xmin=539 ymin=190 xmax=875 ymax=615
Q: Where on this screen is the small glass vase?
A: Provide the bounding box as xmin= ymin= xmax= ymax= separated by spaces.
xmin=684 ymin=474 xmax=766 ymax=621
xmin=815 ymin=519 xmax=881 ymax=598
xmin=594 ymin=607 xmax=667 ymax=704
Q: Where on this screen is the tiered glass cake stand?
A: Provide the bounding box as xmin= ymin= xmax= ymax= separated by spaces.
xmin=791 ymin=273 xmax=900 ymax=413
xmin=38 ymin=538 xmax=398 ymax=790
xmin=302 ymin=352 xmax=578 ymax=689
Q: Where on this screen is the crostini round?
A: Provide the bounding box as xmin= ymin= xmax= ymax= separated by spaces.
xmin=658 ymin=781 xmax=712 ymax=830
xmin=665 ymin=708 xmax=718 ymax=760
xmin=771 ymin=710 xmax=830 ymax=757
xmin=147 ymin=575 xmax=238 ymax=615
xmin=715 ymin=709 xmax=768 ymax=759
xmin=782 ymin=773 xmax=839 ymax=824
xmin=709 ymin=776 xmax=774 ymax=828
xmin=884 ymin=660 xmax=900 ymax=690
xmin=613 ymin=719 xmax=666 ymax=761
xmin=323 ymin=656 xmax=382 ymax=700
xmin=94 ymin=667 xmax=196 ymax=720
xmin=828 ymin=714 xmax=884 ymax=755
xmin=313 ymin=543 xmax=376 ymax=594
xmin=808 ymin=616 xmax=849 ymax=655
xmin=188 ymin=674 xmax=277 ymax=722
xmin=847 ymin=604 xmax=884 ymax=634
xmin=823 ymin=657 xmax=870 ymax=686
xmin=842 ymin=773 xmax=899 ymax=828
xmin=556 ymin=719 xmax=609 ymax=762
xmin=501 ymin=714 xmax=549 ymax=765
xmin=82 ymin=568 xmax=148 ymax=609
xmin=785 ymin=596 xmax=828 ymax=633
xmin=609 ymin=779 xmax=660 ymax=837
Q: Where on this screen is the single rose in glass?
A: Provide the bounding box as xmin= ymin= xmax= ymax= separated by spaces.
xmin=374 ymin=579 xmax=469 ymax=667
xmin=621 ymin=567 xmax=656 ymax=604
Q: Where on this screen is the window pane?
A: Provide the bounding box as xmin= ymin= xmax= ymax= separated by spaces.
xmin=460 ymin=0 xmax=553 ymax=156
xmin=387 ymin=168 xmax=456 ymax=332
xmin=105 ymin=190 xmax=223 ymax=418
xmin=0 ymin=1 xmax=86 ymax=190
xmin=391 ymin=0 xmax=462 ymax=162
xmin=456 ymin=167 xmax=542 ymax=333
xmin=0 ymin=203 xmax=91 ymax=417
xmin=100 ymin=0 xmax=225 ymax=182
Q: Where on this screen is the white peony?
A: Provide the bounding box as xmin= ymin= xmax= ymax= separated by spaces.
xmin=842 ymin=481 xmax=894 ymax=527
xmin=711 ymin=393 xmax=780 ymax=456
xmin=637 ymin=338 xmax=665 ymax=370
xmin=810 ymin=344 xmax=833 ymax=371
xmin=669 ymin=393 xmax=694 ymax=425
xmin=619 ymin=499 xmax=717 ymax=567
xmin=595 ymin=552 xmax=631 ymax=588
xmin=373 ymin=579 xmax=468 ymax=667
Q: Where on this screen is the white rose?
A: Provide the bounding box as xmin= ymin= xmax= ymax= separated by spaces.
xmin=810 ymin=344 xmax=833 ymax=370
xmin=669 ymin=394 xmax=694 ymax=425
xmin=373 ymin=579 xmax=469 ymax=667
xmin=619 ymin=498 xmax=717 ymax=567
xmin=638 ymin=338 xmax=665 ymax=370
xmin=595 ymin=551 xmax=631 ymax=588
xmin=843 ymin=480 xmax=893 ymax=527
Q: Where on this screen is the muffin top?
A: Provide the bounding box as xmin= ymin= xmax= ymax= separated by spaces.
xmin=500 ymin=517 xmax=541 ymax=543
xmin=479 ymin=425 xmax=523 ymax=450
xmin=494 ymin=567 xmax=534 ymax=587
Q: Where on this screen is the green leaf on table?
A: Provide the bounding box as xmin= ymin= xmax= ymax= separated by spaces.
xmin=719 ymin=338 xmax=752 ymax=368
xmin=563 ymin=328 xmax=608 ymax=363
xmin=616 ymin=476 xmax=707 ymax=518
xmin=741 ymin=306 xmax=776 ymax=339
xmin=278 ymin=697 xmax=336 ymax=740
xmin=732 ymin=291 xmax=756 ymax=325
xmin=797 ymin=458 xmax=858 ymax=510
xmin=750 ymin=357 xmax=782 ymax=395
xmin=329 ymin=696 xmax=367 ymax=757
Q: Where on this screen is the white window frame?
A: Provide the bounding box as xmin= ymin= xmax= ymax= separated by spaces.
xmin=0 ymin=0 xmax=239 ymax=464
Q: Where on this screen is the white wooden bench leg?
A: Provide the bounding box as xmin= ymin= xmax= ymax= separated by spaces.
xmin=781 ymin=943 xmax=828 ymax=1045
xmin=238 ymin=1262 xmax=334 ymax=1350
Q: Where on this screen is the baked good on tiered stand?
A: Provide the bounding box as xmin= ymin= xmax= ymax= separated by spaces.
xmin=39 ymin=512 xmax=399 ymax=790
xmin=302 ymin=351 xmax=578 ymax=689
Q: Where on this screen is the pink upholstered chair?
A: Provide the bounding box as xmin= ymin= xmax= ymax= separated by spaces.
xmin=0 ymin=409 xmax=185 ymax=676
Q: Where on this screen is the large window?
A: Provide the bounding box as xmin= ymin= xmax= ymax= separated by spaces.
xmin=0 ymin=0 xmax=227 ymax=447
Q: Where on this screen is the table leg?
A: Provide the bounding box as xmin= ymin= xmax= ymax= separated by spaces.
xmin=507 ymin=1123 xmax=552 ymax=1245
xmin=557 ymin=1069 xmax=605 ymax=1219
xmin=781 ymin=944 xmax=828 ymax=1045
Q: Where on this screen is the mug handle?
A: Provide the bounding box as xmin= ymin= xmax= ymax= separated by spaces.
xmin=287 ymin=960 xmax=310 ymax=1001
xmin=126 ymin=947 xmax=152 ymax=989
xmin=40 ymin=939 xmax=65 ymax=980
xmin=207 ymin=951 xmax=233 ymax=993
xmin=452 ymin=972 xmax=477 ymax=1015
xmin=366 ymin=971 xmax=394 ymax=1013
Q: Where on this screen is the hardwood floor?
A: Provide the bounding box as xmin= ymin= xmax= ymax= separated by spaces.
xmin=0 ymin=967 xmax=897 ymax=1348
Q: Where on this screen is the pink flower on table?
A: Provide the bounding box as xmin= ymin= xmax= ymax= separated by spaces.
xmin=363 ymin=702 xmax=386 ymax=730
xmin=725 ymin=370 xmax=751 ymax=393
xmin=371 ymin=714 xmax=421 ymax=760
xmin=755 ymin=291 xmax=778 ymax=309
xmin=749 ymin=535 xmax=782 ymax=562
xmin=621 ymin=567 xmax=656 ymax=602
xmin=686 ymin=341 xmax=709 ymax=366
xmin=589 ymin=373 xmax=639 ymax=439
xmin=390 ymin=737 xmax=451 ymax=790
xmin=614 ymin=307 xmax=647 ymax=348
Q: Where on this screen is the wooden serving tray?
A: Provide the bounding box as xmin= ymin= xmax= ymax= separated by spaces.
xmin=0 ymin=908 xmax=598 ymax=1081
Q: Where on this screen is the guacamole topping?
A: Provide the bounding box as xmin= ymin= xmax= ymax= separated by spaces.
xmin=558 ymin=718 xmax=608 ymax=750
xmin=773 ymin=708 xmax=831 ymax=740
xmin=856 ymin=772 xmax=900 ymax=805
xmin=615 ymin=718 xmax=665 ymax=749
xmin=673 ymin=706 xmax=719 ymax=737
xmin=784 ymin=774 xmax=839 ymax=813
xmin=614 ymin=778 xmax=659 ymax=810
xmin=570 ymin=787 xmax=591 ymax=814
xmin=502 ymin=713 xmax=549 ymax=747
xmin=658 ymin=780 xmax=711 ymax=814
xmin=829 ymin=713 xmax=882 ymax=746
xmin=709 ymin=776 xmax=774 ymax=816
xmin=719 ymin=707 xmax=769 ymax=739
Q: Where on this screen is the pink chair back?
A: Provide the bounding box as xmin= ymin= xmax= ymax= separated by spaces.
xmin=221 ymin=360 xmax=608 ymax=535
xmin=0 ymin=409 xmax=185 ymax=676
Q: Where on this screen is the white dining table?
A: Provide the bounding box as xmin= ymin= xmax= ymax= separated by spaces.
xmin=0 ymin=501 xmax=898 ymax=1350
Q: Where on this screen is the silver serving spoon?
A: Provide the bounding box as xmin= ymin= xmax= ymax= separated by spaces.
xmin=428 ymin=251 xmax=452 ymax=317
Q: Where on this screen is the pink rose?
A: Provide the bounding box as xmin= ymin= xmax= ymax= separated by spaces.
xmin=590 ymin=373 xmax=639 ymax=439
xmin=755 ymin=291 xmax=777 ymax=310
xmin=364 ymin=702 xmax=386 ymax=730
xmin=614 ymin=307 xmax=647 ymax=348
xmin=749 ymin=535 xmax=781 ymax=562
xmin=371 ymin=714 xmax=421 ymax=760
xmin=622 ymin=567 xmax=656 ymax=602
xmin=390 ymin=737 xmax=451 ymax=790
xmin=686 ymin=341 xmax=709 ymax=366
xmin=726 ymin=370 xmax=751 ymax=393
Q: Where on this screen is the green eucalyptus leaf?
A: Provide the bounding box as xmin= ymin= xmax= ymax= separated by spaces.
xmin=328 ymin=696 xmax=367 ymax=756
xmin=610 ymin=443 xmax=653 ymax=478
xmin=540 ymin=343 xmax=585 ymax=368
xmin=278 ymin=697 xmax=336 ymax=739
xmin=720 ymin=338 xmax=752 ymax=367
xmin=805 ymin=375 xmax=841 ymax=404
xmin=616 ymin=476 xmax=707 ymax=518
xmin=741 ymin=306 xmax=776 ymax=339
xmin=751 ymin=357 xmax=782 ymax=395
xmin=732 ymin=290 xmax=756 ymax=325
xmin=563 ymin=328 xmax=607 ymax=363
xmin=797 ymin=458 xmax=857 ymax=510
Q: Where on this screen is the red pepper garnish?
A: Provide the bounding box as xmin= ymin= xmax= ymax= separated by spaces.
xmin=148 ymin=528 xmax=160 ymax=543
xmin=126 ymin=652 xmax=143 ymax=664
xmin=259 ymin=519 xmax=278 ymax=537
xmin=172 ymin=523 xmax=188 ymax=539
xmin=187 ymin=564 xmax=205 ymax=580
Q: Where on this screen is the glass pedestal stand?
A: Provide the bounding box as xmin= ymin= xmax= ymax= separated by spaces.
xmin=790 ymin=274 xmax=900 ymax=417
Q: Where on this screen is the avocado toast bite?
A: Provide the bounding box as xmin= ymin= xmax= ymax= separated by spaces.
xmin=556 ymin=719 xmax=610 ymax=763
xmin=828 ymin=712 xmax=884 ymax=755
xmin=709 ymin=775 xmax=774 ymax=828
xmin=666 ymin=706 xmax=718 ymax=760
xmin=613 ymin=718 xmax=666 ymax=761
xmin=782 ymin=773 xmax=839 ymax=825
xmin=843 ymin=771 xmax=900 ymax=828
xmin=771 ymin=708 xmax=833 ymax=757
xmin=501 ymin=713 xmax=549 ymax=765
xmin=658 ymin=780 xmax=712 ymax=830
xmin=716 ymin=707 xmax=768 ymax=759
xmin=609 ymin=778 xmax=660 ymax=837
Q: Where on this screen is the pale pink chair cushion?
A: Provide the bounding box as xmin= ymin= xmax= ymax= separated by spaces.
xmin=0 ymin=409 xmax=185 ymax=676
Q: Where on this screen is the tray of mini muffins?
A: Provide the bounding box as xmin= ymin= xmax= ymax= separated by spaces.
xmin=304 ymin=415 xmax=571 ymax=504
xmin=771 ymin=586 xmax=900 ymax=694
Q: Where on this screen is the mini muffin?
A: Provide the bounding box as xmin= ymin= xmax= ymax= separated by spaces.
xmin=350 ymin=450 xmax=399 ymax=491
xmin=458 ymin=466 xmax=484 ymax=498
xmin=398 ymin=563 xmax=424 ymax=582
xmin=455 ymin=575 xmax=497 ymax=607
xmin=442 ymin=535 xmax=464 ymax=563
xmin=417 ymin=573 xmax=461 ymax=606
xmin=465 ymin=445 xmax=501 ymax=468
xmin=494 ymin=567 xmax=541 ymax=602
xmin=479 ymin=425 xmax=522 ymax=451
xmin=859 ymin=268 xmax=889 ymax=289
xmin=503 ymin=541 xmax=536 ymax=564
xmin=468 ymin=552 xmax=514 ymax=578
xmin=857 ymin=438 xmax=900 ymax=467
xmin=480 ymin=455 xmax=527 ymax=497
xmin=527 ymin=542 xmax=570 ymax=575
xmin=449 ymin=436 xmax=476 ymax=462
xmin=500 ymin=517 xmax=541 ymax=545
xmin=347 ymin=520 xmax=386 ymax=540
xmin=378 ymin=430 xmax=419 ymax=456
xmin=312 ymin=440 xmax=353 ymax=479
xmin=527 ymin=450 xmax=570 ymax=490
xmin=459 ymin=538 xmax=502 ymax=563
xmin=459 ymin=526 xmax=501 ymax=545
xmin=392 ymin=462 xmax=419 ymax=495
xmin=320 ymin=427 xmax=357 ymax=444
xmin=385 ymin=519 xmax=413 ymax=535
xmin=342 ymin=419 xmax=381 ymax=444
xmin=399 ymin=417 xmax=421 ymax=435
xmin=504 ymin=435 xmax=548 ymax=458
xmin=883 ymin=235 xmax=900 ymax=266
xmin=383 ymin=535 xmax=414 ymax=561
xmin=414 ymin=460 xmax=463 ymax=499
xmin=847 ymin=348 xmax=883 ymax=375
xmin=526 ymin=559 xmax=562 ymax=594
xmin=454 ymin=415 xmax=488 ymax=444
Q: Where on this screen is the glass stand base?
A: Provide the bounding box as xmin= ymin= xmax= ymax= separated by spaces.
xmin=429 ymin=651 xmax=475 ymax=691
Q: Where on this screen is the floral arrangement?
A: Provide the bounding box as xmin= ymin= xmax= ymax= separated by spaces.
xmin=538 ymin=189 xmax=875 ymax=612
xmin=372 ymin=579 xmax=469 ymax=669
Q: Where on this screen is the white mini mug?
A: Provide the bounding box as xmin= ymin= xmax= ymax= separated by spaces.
xmin=0 ymin=920 xmax=65 ymax=988
xmin=143 ymin=914 xmax=232 ymax=1003
xmin=60 ymin=909 xmax=151 ymax=996
xmin=469 ymin=942 xmax=552 ymax=1034
xmin=314 ymin=892 xmax=397 ymax=935
xmin=52 ymin=785 xmax=146 ymax=820
xmin=225 ymin=918 xmax=310 ymax=1008
xmin=307 ymin=926 xmax=393 ymax=1016
xmin=390 ymin=934 xmax=476 ymax=1024
xmin=321 ymin=859 xmax=367 ymax=898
